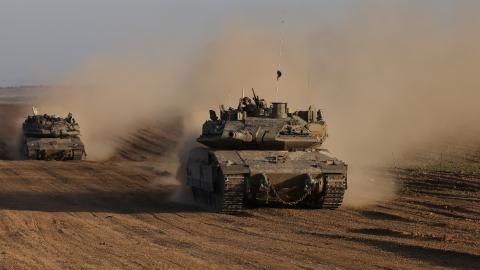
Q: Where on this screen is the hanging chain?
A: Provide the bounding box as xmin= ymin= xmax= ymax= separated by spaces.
xmin=261 ymin=173 xmax=316 ymax=206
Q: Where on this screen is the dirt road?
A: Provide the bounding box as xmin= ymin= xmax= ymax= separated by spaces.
xmin=0 ymin=159 xmax=478 ymax=270
xmin=0 ymin=101 xmax=479 ymax=269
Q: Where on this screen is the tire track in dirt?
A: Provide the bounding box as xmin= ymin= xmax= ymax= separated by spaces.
xmin=0 ymin=140 xmax=479 ymax=269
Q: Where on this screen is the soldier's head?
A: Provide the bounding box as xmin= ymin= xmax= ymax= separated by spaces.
xmin=242 ymin=97 xmax=252 ymax=105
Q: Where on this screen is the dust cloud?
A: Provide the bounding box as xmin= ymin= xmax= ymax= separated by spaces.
xmin=178 ymin=4 xmax=480 ymax=207
xmin=307 ymin=2 xmax=480 ymax=206
xmin=36 ymin=2 xmax=480 ymax=206
xmin=0 ymin=106 xmax=26 ymax=159
xmin=39 ymin=54 xmax=187 ymax=160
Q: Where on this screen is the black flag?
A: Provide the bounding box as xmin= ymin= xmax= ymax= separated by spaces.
xmin=276 ymin=70 xmax=282 ymax=81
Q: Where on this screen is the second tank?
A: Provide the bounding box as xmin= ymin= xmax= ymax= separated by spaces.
xmin=22 ymin=108 xmax=86 ymax=160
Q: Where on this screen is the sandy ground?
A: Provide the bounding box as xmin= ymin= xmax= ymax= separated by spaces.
xmin=0 ymin=160 xmax=477 ymax=270
xmin=0 ymin=101 xmax=479 ymax=269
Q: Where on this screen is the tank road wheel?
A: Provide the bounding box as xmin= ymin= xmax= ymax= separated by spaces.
xmin=212 ymin=174 xmax=245 ymax=214
xmin=319 ymin=175 xmax=347 ymax=209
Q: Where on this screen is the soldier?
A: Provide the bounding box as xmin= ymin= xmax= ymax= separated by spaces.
xmin=241 ymin=97 xmax=252 ymax=107
xmin=66 ymin=113 xmax=75 ymax=124
xmin=242 ymin=97 xmax=258 ymax=117
xmin=209 ymin=110 xmax=218 ymax=121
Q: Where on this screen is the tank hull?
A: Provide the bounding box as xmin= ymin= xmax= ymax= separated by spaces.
xmin=22 ymin=136 xmax=86 ymax=160
xmin=186 ymin=147 xmax=347 ymax=214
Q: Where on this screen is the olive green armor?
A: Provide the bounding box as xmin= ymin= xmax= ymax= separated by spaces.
xmin=21 ymin=109 xmax=86 ymax=160
xmin=187 ymin=90 xmax=347 ymax=213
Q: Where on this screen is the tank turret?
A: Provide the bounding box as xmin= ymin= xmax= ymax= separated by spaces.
xmin=21 ymin=108 xmax=86 ymax=160
xmin=198 ymin=89 xmax=328 ymax=150
xmin=186 ymin=90 xmax=348 ymax=214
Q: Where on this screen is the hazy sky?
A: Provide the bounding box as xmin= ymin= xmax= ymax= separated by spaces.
xmin=0 ymin=0 xmax=468 ymax=86
xmin=0 ymin=0 xmax=348 ymax=86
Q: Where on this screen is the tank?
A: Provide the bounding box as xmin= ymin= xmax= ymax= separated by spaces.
xmin=186 ymin=89 xmax=347 ymax=214
xmin=21 ymin=108 xmax=86 ymax=160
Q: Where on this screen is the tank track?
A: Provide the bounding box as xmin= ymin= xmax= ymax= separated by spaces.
xmin=23 ymin=149 xmax=84 ymax=161
xmin=220 ymin=174 xmax=245 ymax=214
xmin=191 ymin=174 xmax=245 ymax=214
xmin=319 ymin=175 xmax=347 ymax=209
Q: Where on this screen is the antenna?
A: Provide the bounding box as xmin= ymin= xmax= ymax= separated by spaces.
xmin=307 ymin=60 xmax=311 ymax=91
xmin=275 ymin=18 xmax=286 ymax=101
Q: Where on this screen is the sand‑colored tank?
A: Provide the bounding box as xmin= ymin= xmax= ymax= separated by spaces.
xmin=21 ymin=108 xmax=86 ymax=160
xmin=187 ymin=90 xmax=347 ymax=214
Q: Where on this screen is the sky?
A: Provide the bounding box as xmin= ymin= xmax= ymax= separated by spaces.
xmin=0 ymin=0 xmax=472 ymax=86
xmin=0 ymin=0 xmax=345 ymax=86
